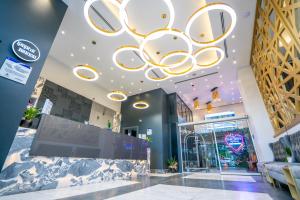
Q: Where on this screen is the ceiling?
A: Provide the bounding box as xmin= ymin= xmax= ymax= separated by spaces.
xmin=48 ymin=0 xmax=257 ymax=110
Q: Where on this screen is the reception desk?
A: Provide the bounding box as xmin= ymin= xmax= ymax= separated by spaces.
xmin=0 ymin=115 xmax=148 ymax=196
xmin=30 ymin=114 xmax=148 ymax=160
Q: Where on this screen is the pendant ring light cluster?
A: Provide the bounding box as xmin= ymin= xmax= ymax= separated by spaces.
xmin=107 ymin=91 xmax=128 ymax=101
xmin=83 ymin=1 xmax=236 ymax=99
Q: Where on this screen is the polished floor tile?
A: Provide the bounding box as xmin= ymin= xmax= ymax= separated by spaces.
xmin=183 ymin=173 xmax=256 ymax=182
xmin=0 ymin=180 xmax=138 ymax=200
xmin=107 ymin=184 xmax=273 ymax=200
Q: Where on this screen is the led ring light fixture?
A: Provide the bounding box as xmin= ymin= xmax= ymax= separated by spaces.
xmin=193 ymin=46 xmax=225 ymax=68
xmin=112 ymin=45 xmax=148 ymax=71
xmin=84 ymin=0 xmax=125 ymax=36
xmin=133 ymin=101 xmax=149 ymax=109
xmin=73 ymin=65 xmax=99 ymax=81
xmin=139 ymin=29 xmax=193 ymax=69
xmin=107 ymin=91 xmax=128 ymax=101
xmin=120 ymin=0 xmax=175 ymax=39
xmin=160 ymin=51 xmax=196 ymax=76
xmin=145 ymin=67 xmax=170 ymax=82
xmin=185 ymin=3 xmax=237 ymax=46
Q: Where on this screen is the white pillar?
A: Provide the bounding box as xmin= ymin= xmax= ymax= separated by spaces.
xmin=238 ymin=66 xmax=275 ymax=162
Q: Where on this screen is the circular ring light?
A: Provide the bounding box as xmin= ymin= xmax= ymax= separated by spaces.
xmin=107 ymin=91 xmax=128 ymax=101
xmin=185 ymin=3 xmax=237 ymax=46
xmin=84 ymin=0 xmax=125 ymax=36
xmin=73 ymin=65 xmax=99 ymax=81
xmin=120 ymin=0 xmax=175 ymax=39
xmin=193 ymin=46 xmax=225 ymax=68
xmin=145 ymin=67 xmax=170 ymax=82
xmin=133 ymin=101 xmax=149 ymax=109
xmin=112 ymin=45 xmax=148 ymax=71
xmin=160 ymin=52 xmax=196 ymax=76
xmin=139 ymin=28 xmax=193 ymax=68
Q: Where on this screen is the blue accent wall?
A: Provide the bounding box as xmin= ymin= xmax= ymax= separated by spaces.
xmin=121 ymin=89 xmax=171 ymax=170
xmin=0 ymin=0 xmax=67 ymax=169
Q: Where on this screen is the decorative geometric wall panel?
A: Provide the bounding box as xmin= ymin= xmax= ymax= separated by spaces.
xmin=251 ymin=0 xmax=300 ymax=136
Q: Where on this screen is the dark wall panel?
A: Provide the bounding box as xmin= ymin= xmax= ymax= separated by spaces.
xmin=0 ymin=0 xmax=67 ymax=169
xmin=37 ymin=80 xmax=92 ymax=123
xmin=121 ymin=89 xmax=170 ymax=170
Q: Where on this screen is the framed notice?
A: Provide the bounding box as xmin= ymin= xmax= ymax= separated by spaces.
xmin=0 ymin=57 xmax=32 ymax=84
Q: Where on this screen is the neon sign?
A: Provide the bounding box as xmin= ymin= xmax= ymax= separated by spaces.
xmin=224 ymin=132 xmax=244 ymax=153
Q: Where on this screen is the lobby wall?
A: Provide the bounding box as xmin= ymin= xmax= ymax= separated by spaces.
xmin=40 ymin=56 xmax=121 ymax=113
xmin=121 ymin=89 xmax=170 ymax=170
xmin=0 ymin=0 xmax=67 ymax=170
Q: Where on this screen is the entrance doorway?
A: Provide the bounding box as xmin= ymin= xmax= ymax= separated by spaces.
xmin=179 ymin=116 xmax=258 ymax=174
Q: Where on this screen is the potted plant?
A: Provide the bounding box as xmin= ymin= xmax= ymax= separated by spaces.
xmin=285 ymin=147 xmax=292 ymax=163
xmin=21 ymin=106 xmax=40 ymax=128
xmin=167 ymin=157 xmax=178 ymax=173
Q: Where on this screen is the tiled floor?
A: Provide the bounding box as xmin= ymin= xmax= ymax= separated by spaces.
xmin=0 ymin=173 xmax=293 ymax=200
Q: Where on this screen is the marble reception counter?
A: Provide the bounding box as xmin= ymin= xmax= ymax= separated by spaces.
xmin=0 ymin=115 xmax=149 ymax=196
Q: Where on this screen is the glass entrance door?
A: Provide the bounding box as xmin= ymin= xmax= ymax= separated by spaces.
xmin=179 ymin=117 xmax=258 ymax=174
xmin=181 ymin=123 xmax=220 ymax=172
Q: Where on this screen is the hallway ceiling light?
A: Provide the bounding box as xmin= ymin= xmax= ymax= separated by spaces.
xmin=139 ymin=29 xmax=193 ymax=69
xmin=193 ymin=46 xmax=225 ymax=68
xmin=211 ymin=87 xmax=221 ymax=102
xmin=84 ymin=0 xmax=125 ymax=36
xmin=113 ymin=46 xmax=148 ymax=71
xmin=120 ymin=0 xmax=175 ymax=39
xmin=107 ymin=91 xmax=128 ymax=101
xmin=73 ymin=65 xmax=99 ymax=81
xmin=133 ymin=101 xmax=149 ymax=109
xmin=206 ymin=101 xmax=213 ymax=112
xmin=185 ymin=3 xmax=237 ymax=46
xmin=160 ymin=51 xmax=196 ymax=76
xmin=145 ymin=67 xmax=170 ymax=81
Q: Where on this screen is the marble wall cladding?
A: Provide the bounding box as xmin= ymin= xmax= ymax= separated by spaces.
xmin=0 ymin=128 xmax=147 ymax=196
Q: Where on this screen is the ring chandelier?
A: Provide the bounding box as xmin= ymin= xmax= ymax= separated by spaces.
xmin=133 ymin=101 xmax=150 ymax=109
xmin=83 ymin=1 xmax=236 ymax=81
xmin=73 ymin=65 xmax=99 ymax=81
xmin=107 ymin=91 xmax=128 ymax=101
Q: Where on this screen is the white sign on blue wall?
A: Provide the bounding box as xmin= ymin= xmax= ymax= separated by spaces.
xmin=0 ymin=57 xmax=32 ymax=84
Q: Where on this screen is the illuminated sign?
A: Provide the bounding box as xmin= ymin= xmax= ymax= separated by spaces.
xmin=224 ymin=132 xmax=244 ymax=153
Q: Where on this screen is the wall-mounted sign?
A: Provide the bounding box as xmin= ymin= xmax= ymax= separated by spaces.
xmin=0 ymin=57 xmax=32 ymax=84
xmin=147 ymin=128 xmax=152 ymax=135
xmin=41 ymin=99 xmax=53 ymax=115
xmin=12 ymin=39 xmax=40 ymax=62
xmin=224 ymin=132 xmax=244 ymax=153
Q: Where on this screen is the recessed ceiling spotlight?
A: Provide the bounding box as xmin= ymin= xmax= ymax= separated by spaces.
xmin=121 ymin=75 xmax=125 ymax=79
xmin=70 ymin=53 xmax=74 ymax=57
xmin=217 ymin=66 xmax=220 ymax=69
xmin=233 ymin=60 xmax=237 ymax=64
xmin=120 ymin=86 xmax=124 ymax=89
xmin=110 ymin=79 xmax=114 ymax=83
xmin=139 ymin=88 xmax=142 ymax=91
xmin=230 ymin=81 xmax=234 ymax=84
xmin=131 ymin=58 xmax=135 ymax=62
xmin=82 ymin=46 xmax=86 ymax=50
xmin=231 ymin=87 xmax=234 ymax=90
xmin=232 ymin=49 xmax=236 ymax=53
xmin=205 ymin=79 xmax=208 ymax=82
xmin=220 ymin=81 xmax=224 ymax=85
xmin=97 ymin=57 xmax=100 ymax=61
xmin=61 ymin=30 xmax=65 ymax=35
xmin=169 ymin=79 xmax=173 ymax=82
xmin=130 ymin=82 xmax=134 ymax=85
xmin=232 ymin=35 xmax=236 ymax=39
xmin=110 ymin=67 xmax=114 ymax=71
xmin=206 ymin=85 xmax=210 ymax=88
xmin=201 ymin=71 xmax=205 ymax=74
xmin=219 ymin=75 xmax=223 ymax=78
xmin=129 ymin=91 xmax=132 ymax=94
xmin=231 ymin=92 xmax=234 ymax=95
xmin=232 ymin=98 xmax=235 ymax=101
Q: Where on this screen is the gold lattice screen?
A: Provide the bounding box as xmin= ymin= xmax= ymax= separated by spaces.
xmin=251 ymin=0 xmax=300 ymax=136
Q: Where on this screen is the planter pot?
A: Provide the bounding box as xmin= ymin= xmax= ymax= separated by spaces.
xmin=20 ymin=119 xmax=32 ymax=128
xmin=287 ymin=157 xmax=292 ymax=163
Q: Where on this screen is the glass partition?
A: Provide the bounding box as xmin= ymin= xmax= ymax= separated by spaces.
xmin=179 ymin=117 xmax=258 ymax=174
